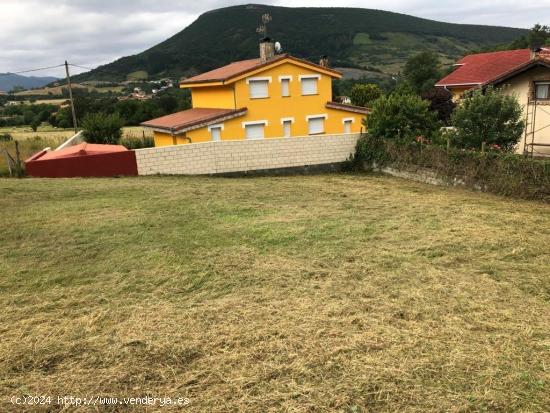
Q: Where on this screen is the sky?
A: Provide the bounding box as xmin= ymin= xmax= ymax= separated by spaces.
xmin=1 ymin=0 xmax=549 ymax=78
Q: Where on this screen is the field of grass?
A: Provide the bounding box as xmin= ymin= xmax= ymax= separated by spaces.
xmin=0 ymin=126 xmax=150 ymax=141
xmin=0 ymin=126 xmax=76 ymax=142
xmin=350 ymin=31 xmax=478 ymax=73
xmin=13 ymin=83 xmax=124 ymax=97
xmin=0 ymin=174 xmax=548 ymax=411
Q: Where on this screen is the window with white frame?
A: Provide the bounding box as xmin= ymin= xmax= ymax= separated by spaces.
xmin=280 ymin=77 xmax=291 ymax=97
xmin=282 ymin=118 xmax=293 ymax=137
xmin=300 ymin=75 xmax=319 ymax=96
xmin=343 ymin=118 xmax=353 ymax=134
xmin=248 ymin=77 xmax=270 ymax=99
xmin=307 ymin=115 xmax=326 ymax=135
xmin=243 ymin=121 xmax=266 ymax=139
xmin=209 ymin=125 xmax=222 ymax=141
xmin=535 ymin=82 xmax=550 ymax=100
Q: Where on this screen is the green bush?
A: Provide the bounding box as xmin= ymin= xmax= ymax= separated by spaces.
xmin=350 ymin=84 xmax=383 ymax=107
xmin=353 ymin=135 xmax=550 ymax=201
xmin=367 ymin=91 xmax=440 ymax=142
xmin=120 ymin=136 xmax=155 ymax=150
xmin=0 ymin=133 xmax=13 ymax=142
xmin=451 ymin=87 xmax=524 ymax=152
xmin=82 ymin=112 xmax=124 ymax=145
xmin=30 ymin=118 xmax=41 ymax=132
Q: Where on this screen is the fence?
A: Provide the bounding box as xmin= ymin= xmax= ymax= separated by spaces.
xmin=134 ymin=133 xmax=361 ymax=176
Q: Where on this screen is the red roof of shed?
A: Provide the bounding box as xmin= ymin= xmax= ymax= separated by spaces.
xmin=39 ymin=143 xmax=128 ymax=161
xmin=436 ymin=49 xmax=532 ymax=87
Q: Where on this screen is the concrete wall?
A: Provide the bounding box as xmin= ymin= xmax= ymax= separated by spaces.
xmin=135 ymin=133 xmax=360 ymax=176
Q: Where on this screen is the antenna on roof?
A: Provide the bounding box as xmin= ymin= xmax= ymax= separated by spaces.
xmin=256 ymin=13 xmax=272 ymax=38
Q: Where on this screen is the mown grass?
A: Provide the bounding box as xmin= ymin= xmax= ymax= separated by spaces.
xmin=0 ymin=174 xmax=548 ymax=412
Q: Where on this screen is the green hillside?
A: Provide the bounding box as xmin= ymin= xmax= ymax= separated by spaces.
xmin=75 ymin=4 xmax=527 ymax=81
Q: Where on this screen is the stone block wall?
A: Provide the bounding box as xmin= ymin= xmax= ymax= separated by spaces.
xmin=134 ymin=134 xmax=360 ymax=175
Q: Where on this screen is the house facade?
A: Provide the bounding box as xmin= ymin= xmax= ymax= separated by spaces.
xmin=142 ymin=40 xmax=369 ymax=146
xmin=436 ymin=48 xmax=550 ymax=156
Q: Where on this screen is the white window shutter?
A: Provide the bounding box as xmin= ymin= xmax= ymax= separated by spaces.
xmin=301 ymin=78 xmax=318 ymax=95
xmin=344 ymin=120 xmax=352 ymax=134
xmin=308 ymin=117 xmax=324 ymax=135
xmin=245 ymin=124 xmax=265 ymax=139
xmin=249 ymin=80 xmax=269 ymax=99
xmin=281 ymin=79 xmax=290 ymax=97
xmin=283 ymin=120 xmax=291 ymax=137
xmin=210 ymin=127 xmax=221 ymax=141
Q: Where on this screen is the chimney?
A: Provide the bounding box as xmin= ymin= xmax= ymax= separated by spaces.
xmin=531 ymin=46 xmax=542 ymax=60
xmin=319 ymin=55 xmax=329 ymax=68
xmin=260 ymin=37 xmax=275 ymax=63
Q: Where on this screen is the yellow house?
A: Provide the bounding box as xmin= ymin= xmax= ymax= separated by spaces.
xmin=142 ymin=40 xmax=369 ymax=146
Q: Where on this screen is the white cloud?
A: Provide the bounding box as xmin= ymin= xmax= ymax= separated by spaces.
xmin=0 ymin=0 xmax=548 ymax=77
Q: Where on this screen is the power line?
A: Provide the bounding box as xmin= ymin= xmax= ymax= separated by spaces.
xmin=0 ymin=64 xmax=65 ymax=77
xmin=69 ymin=63 xmax=97 ymax=72
xmin=69 ymin=63 xmax=145 ymax=79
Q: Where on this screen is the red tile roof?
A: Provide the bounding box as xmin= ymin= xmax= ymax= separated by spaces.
xmin=436 ymin=49 xmax=533 ymax=87
xmin=326 ymin=101 xmax=371 ymax=115
xmin=181 ymin=54 xmax=341 ymax=85
xmin=141 ymin=107 xmax=247 ymax=133
xmin=182 ymin=58 xmax=266 ymax=84
xmin=39 ymin=143 xmax=128 ymax=160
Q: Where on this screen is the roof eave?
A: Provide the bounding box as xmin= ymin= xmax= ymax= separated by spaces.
xmin=326 ymin=101 xmax=371 ymax=115
xmin=180 ymin=81 xmax=225 ymax=88
xmin=485 ymin=59 xmax=550 ymax=87
xmin=179 ymin=54 xmax=342 ymax=87
xmin=435 ymin=83 xmax=481 ymax=88
xmin=141 ymin=108 xmax=248 ymax=135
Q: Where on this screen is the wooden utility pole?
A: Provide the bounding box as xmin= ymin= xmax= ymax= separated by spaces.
xmin=14 ymin=140 xmax=23 ymax=178
xmin=65 ymin=61 xmax=78 ymax=134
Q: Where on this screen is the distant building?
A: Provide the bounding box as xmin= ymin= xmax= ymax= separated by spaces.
xmin=0 ymin=90 xmax=7 ymax=96
xmin=436 ymin=48 xmax=550 ymax=156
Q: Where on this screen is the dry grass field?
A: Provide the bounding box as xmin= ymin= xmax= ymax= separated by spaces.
xmin=13 ymin=83 xmax=124 ymax=97
xmin=0 ymin=126 xmax=76 ymax=142
xmin=0 ymin=174 xmax=548 ymax=412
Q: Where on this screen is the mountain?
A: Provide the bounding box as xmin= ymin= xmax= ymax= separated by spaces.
xmin=75 ymin=4 xmax=528 ymax=82
xmin=0 ymin=73 xmax=58 ymax=92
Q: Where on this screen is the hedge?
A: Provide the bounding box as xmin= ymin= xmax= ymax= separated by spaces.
xmin=353 ymin=135 xmax=550 ymax=202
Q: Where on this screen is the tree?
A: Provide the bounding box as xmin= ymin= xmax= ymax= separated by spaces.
xmin=23 ymin=110 xmax=35 ymax=125
xmin=403 ymin=52 xmax=442 ymax=94
xmin=367 ymin=90 xmax=440 ymax=142
xmin=350 ymin=84 xmax=383 ymax=107
xmin=421 ymin=88 xmax=456 ymax=125
xmin=30 ymin=117 xmax=41 ymax=132
xmin=510 ymin=24 xmax=550 ymax=49
xmin=451 ymin=87 xmax=524 ymax=152
xmin=528 ymin=24 xmax=550 ymax=48
xmin=82 ymin=112 xmax=124 ymax=145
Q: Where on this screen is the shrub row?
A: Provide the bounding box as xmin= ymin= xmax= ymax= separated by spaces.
xmin=353 ymin=135 xmax=550 ymax=202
